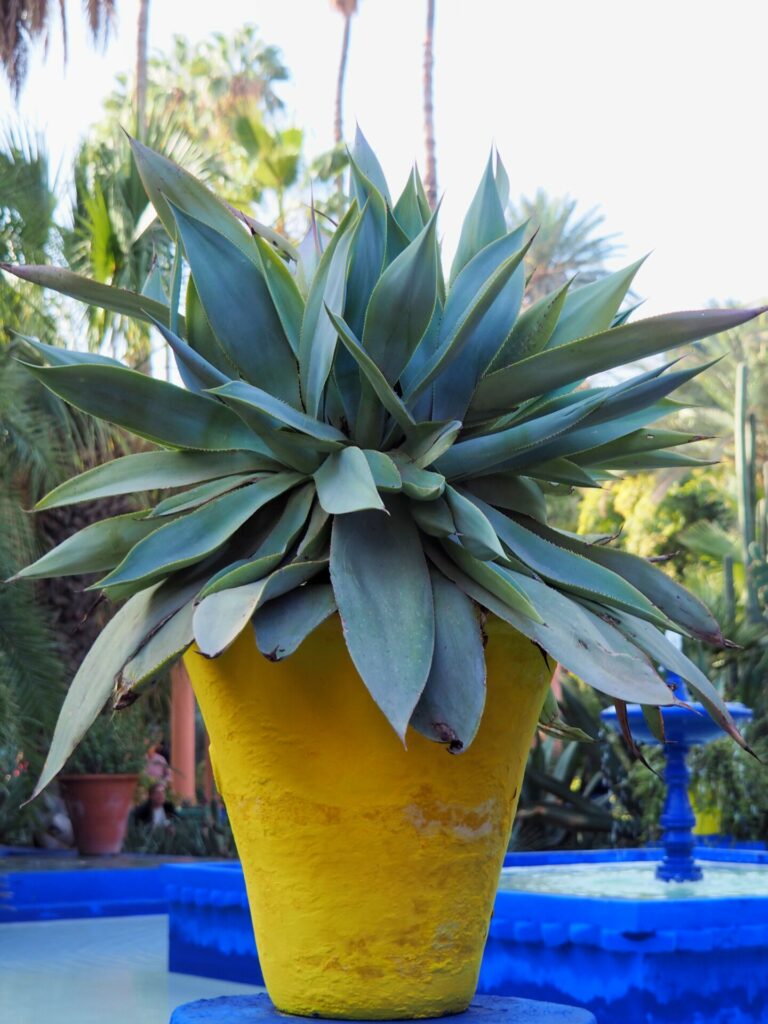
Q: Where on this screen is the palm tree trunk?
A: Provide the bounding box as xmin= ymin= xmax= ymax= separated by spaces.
xmin=334 ymin=13 xmax=353 ymax=147
xmin=423 ymin=0 xmax=438 ymax=209
xmin=136 ymin=0 xmax=151 ymax=142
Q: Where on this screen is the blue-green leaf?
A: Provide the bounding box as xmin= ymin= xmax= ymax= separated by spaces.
xmin=32 ymin=577 xmax=199 ymax=797
xmin=194 ymin=558 xmax=327 ymax=658
xmin=432 ymin=229 xmax=529 ymax=420
xmin=300 ymin=204 xmax=358 ymax=417
xmin=253 ymin=236 xmax=303 ymax=356
xmin=148 ymin=315 xmax=229 ymax=393
xmin=351 ymin=126 xmax=392 ymax=205
xmin=35 ymin=450 xmax=278 ymax=511
xmin=253 ymin=584 xmax=337 ymax=661
xmin=393 ymin=456 xmax=446 ymax=501
xmin=129 ymin=136 xmax=296 ymax=261
xmin=331 ymin=496 xmax=435 ymax=739
xmin=409 ymin=496 xmax=457 ymax=538
xmin=464 ymin=474 xmax=547 ymax=522
xmin=361 ymin=210 xmax=439 ymax=384
xmin=437 ymin=392 xmax=602 ymax=480
xmin=314 ymin=446 xmax=385 ymax=514
xmin=490 ymin=279 xmax=571 ymax=371
xmin=21 ymin=362 xmax=265 ymax=453
xmin=471 ymin=307 xmax=766 ymax=417
xmin=429 ymin=544 xmax=675 ymax=707
xmin=363 ymin=450 xmax=402 ymax=491
xmin=0 ymin=263 xmax=178 ymax=332
xmin=12 ymin=513 xmax=160 ymax=579
xmin=170 ymin=203 xmax=300 ymax=406
xmin=209 ymin=379 xmax=347 ymax=450
xmin=545 ymin=258 xmax=645 ymax=350
xmin=96 ymin=473 xmax=303 ymax=592
xmin=444 ymin=486 xmax=505 ymax=561
xmin=449 ymin=153 xmax=507 ymax=284
xmin=410 ymin=570 xmax=486 ymax=751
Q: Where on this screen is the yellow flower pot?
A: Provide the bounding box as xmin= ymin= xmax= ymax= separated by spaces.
xmin=185 ymin=615 xmax=551 ymax=1020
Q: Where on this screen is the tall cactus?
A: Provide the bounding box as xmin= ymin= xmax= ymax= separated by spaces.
xmin=734 ymin=362 xmax=766 ymax=624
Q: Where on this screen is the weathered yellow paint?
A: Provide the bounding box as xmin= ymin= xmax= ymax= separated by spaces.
xmin=185 ymin=615 xmax=552 ymax=1020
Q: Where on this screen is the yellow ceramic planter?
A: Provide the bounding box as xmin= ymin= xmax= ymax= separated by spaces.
xmin=185 ymin=615 xmax=552 ymax=1020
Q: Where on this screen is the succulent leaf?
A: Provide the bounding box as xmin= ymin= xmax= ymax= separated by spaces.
xmin=331 ymin=498 xmax=435 ymax=739
xmin=253 ymin=583 xmax=337 ymax=661
xmin=410 ymin=569 xmax=486 ymax=752
xmin=314 ymin=446 xmax=385 ymax=514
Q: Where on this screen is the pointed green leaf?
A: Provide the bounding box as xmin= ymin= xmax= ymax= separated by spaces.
xmin=300 ymin=204 xmax=358 ymax=417
xmin=22 ymin=362 xmax=266 ymax=453
xmin=363 ymin=450 xmax=402 ymax=491
xmin=471 ymin=307 xmax=766 ymax=417
xmin=361 ymin=210 xmax=439 ymax=383
xmin=469 ymin=496 xmax=670 ymax=626
xmin=606 ymin=610 xmax=748 ymax=748
xmin=545 ymin=258 xmax=645 ymax=349
xmin=525 ymin=521 xmax=726 ymax=645
xmin=409 ymin=496 xmax=457 ymax=538
xmin=432 ymin=229 xmax=529 ymax=420
xmin=351 ymin=127 xmax=392 ymax=205
xmin=129 ymin=135 xmax=297 ymax=261
xmin=439 ymin=540 xmax=542 ymax=621
xmin=406 ymin=248 xmax=539 ymax=404
xmin=149 ymin=315 xmax=229 ymax=392
xmin=410 ymin=569 xmax=486 ymax=752
xmin=97 ymin=473 xmax=303 ymax=592
xmin=200 ymin=484 xmax=315 ymax=595
xmin=325 ymin=309 xmax=416 ymax=436
xmin=253 ymin=584 xmax=337 ymax=661
xmin=254 ymin=236 xmax=303 ymax=356
xmin=345 ymin=193 xmax=387 ymax=337
xmin=194 ymin=559 xmax=326 ymax=657
xmin=490 ymin=279 xmax=571 ymax=371
xmin=119 ymin=599 xmax=197 ymax=689
xmin=331 ymin=497 xmax=435 ymax=739
xmin=209 ymin=379 xmax=347 ymax=449
xmin=429 ymin=544 xmax=675 ymax=707
xmin=1 ymin=263 xmax=179 ymax=331
xmin=13 ymin=513 xmax=160 ymax=579
xmin=437 ymin=393 xmax=602 ymax=480
xmin=464 ymin=474 xmax=547 ymax=522
xmin=449 ymin=153 xmax=507 ymax=284
xmin=35 ymin=450 xmax=278 ymax=511
xmin=393 ymin=167 xmax=429 ymax=240
xmin=32 ymin=577 xmax=197 ymax=797
xmin=445 ymin=486 xmax=505 ymax=561
xmin=17 ymin=336 xmax=121 ymax=368
xmin=171 ymin=202 xmax=300 ymax=406
xmin=297 ymin=500 xmax=330 ymax=559
xmin=314 ymin=446 xmax=385 ymax=514
xmin=392 ymin=456 xmax=446 ymax=501
xmin=150 ymin=474 xmax=259 ymax=517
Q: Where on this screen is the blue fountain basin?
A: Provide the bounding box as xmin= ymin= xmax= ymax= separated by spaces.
xmin=600 ymin=700 xmax=752 ymax=745
xmin=162 ymin=849 xmax=768 ymax=1024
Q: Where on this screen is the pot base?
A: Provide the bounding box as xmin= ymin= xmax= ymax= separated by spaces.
xmin=170 ymin=993 xmax=596 ymax=1024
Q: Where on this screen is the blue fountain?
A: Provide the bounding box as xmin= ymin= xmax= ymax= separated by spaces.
xmin=601 ymin=666 xmax=753 ymax=883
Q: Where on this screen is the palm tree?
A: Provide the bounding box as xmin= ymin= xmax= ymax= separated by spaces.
xmin=423 ymin=0 xmax=437 ymax=208
xmin=135 ymin=0 xmax=150 ymax=141
xmin=507 ymin=189 xmax=622 ymax=303
xmin=0 ymin=0 xmax=115 ymax=97
xmin=331 ymin=0 xmax=358 ymax=146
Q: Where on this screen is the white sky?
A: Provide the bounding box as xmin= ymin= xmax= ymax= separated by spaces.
xmin=2 ymin=0 xmax=767 ymax=317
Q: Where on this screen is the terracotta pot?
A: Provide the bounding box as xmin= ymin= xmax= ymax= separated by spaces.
xmin=185 ymin=615 xmax=551 ymax=1020
xmin=59 ymin=773 xmax=138 ymax=856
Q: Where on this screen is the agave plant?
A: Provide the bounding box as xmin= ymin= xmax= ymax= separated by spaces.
xmin=2 ymin=131 xmax=763 ymax=800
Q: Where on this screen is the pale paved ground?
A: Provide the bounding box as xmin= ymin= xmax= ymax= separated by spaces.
xmin=0 ymin=914 xmax=262 ymax=1024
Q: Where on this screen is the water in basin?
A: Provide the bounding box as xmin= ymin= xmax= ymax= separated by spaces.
xmin=499 ymin=861 xmax=768 ymax=900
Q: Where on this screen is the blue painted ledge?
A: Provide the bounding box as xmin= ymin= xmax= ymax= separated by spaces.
xmin=170 ymin=993 xmax=596 ymax=1024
